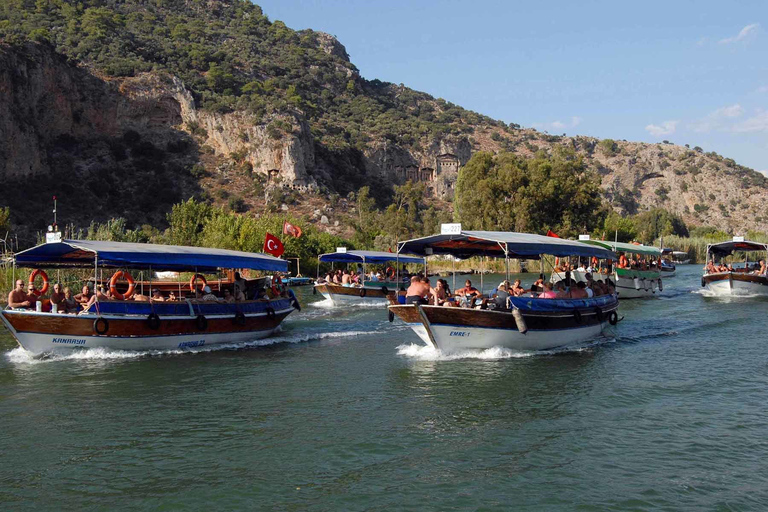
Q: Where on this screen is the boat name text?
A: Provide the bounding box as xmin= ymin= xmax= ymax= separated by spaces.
xmin=178 ymin=340 xmax=205 ymax=349
xmin=449 ymin=331 xmax=470 ymax=337
xmin=52 ymin=338 xmax=86 ymax=345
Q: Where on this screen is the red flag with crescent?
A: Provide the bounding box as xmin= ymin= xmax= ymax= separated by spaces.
xmin=283 ymin=221 xmax=302 ymax=238
xmin=263 ymin=233 xmax=285 ymax=257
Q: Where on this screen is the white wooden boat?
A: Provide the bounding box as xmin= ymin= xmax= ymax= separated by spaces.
xmin=672 ymin=251 xmax=691 ymax=265
xmin=582 ymin=240 xmax=663 ymax=299
xmin=314 ymin=250 xmax=422 ymax=306
xmin=2 ymin=240 xmax=298 ymax=355
xmin=388 ymin=229 xmax=619 ymax=352
xmin=702 ymin=239 xmax=768 ymax=296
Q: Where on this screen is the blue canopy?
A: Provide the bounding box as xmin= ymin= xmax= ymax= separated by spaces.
xmin=397 ymin=231 xmax=617 ymax=260
xmin=318 ymin=250 xmax=424 ymax=265
xmin=13 ymin=239 xmax=288 ymax=272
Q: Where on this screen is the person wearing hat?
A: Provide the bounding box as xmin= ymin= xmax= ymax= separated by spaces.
xmin=201 ymin=285 xmax=219 ymax=302
xmin=151 ymin=289 xmax=165 ymax=302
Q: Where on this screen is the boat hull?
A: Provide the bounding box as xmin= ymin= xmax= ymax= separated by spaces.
xmin=315 ymin=283 xmax=397 ymax=306
xmin=1 ymin=302 xmax=295 ymax=355
xmin=389 ymin=295 xmax=618 ymax=352
xmin=702 ymin=272 xmax=768 ymax=296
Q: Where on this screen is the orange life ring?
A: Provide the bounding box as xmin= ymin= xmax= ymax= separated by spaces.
xmin=386 ymin=266 xmax=395 ymax=279
xmin=619 ymin=255 xmax=628 ymax=269
xmin=591 ymin=257 xmax=599 ymax=267
xmin=109 ymin=270 xmax=136 ymax=300
xmin=190 ymin=274 xmax=207 ymax=292
xmin=29 ymin=269 xmax=49 ymax=296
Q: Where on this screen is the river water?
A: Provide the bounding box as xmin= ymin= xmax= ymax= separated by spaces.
xmin=2 ymin=264 xmax=767 ymax=511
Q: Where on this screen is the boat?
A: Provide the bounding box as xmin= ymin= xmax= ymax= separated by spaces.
xmin=1 ymin=239 xmax=299 ymax=355
xmin=672 ymin=251 xmax=691 ymax=265
xmin=701 ymin=238 xmax=768 ymax=296
xmin=660 ymin=248 xmax=676 ymax=278
xmin=388 ymin=228 xmax=620 ymax=352
xmin=283 ymin=276 xmax=314 ymax=286
xmin=314 ymin=249 xmax=424 ymax=306
xmin=553 ymin=240 xmax=664 ymax=299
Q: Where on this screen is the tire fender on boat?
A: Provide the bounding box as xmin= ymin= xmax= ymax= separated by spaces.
xmin=195 ymin=314 xmax=208 ymax=331
xmin=608 ymin=311 xmax=618 ymax=326
xmin=93 ymin=317 xmax=109 ymax=335
xmin=633 ymin=277 xmax=641 ymax=290
xmin=359 ymin=288 xmax=367 ymax=298
xmin=573 ymin=309 xmax=583 ymax=324
xmin=380 ymin=286 xmax=388 ymax=296
xmin=594 ymin=307 xmax=603 ymax=322
xmin=233 ymin=311 xmax=246 ymax=325
xmin=266 ymin=307 xmax=276 ymax=320
xmin=511 ymin=308 xmax=528 ymax=334
xmin=146 ymin=313 xmax=161 ymax=330
xmin=658 ymin=278 xmax=663 ymax=292
xmin=388 ymin=309 xmax=395 ymax=323
xmin=312 ymin=286 xmax=317 ymax=295
xmin=701 ymin=277 xmax=705 ymax=288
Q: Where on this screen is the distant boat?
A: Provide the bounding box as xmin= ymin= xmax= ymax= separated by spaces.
xmin=660 ymin=248 xmax=676 ymax=277
xmin=672 ymin=251 xmax=691 ymax=264
xmin=702 ymin=239 xmax=768 ymax=296
xmin=1 ymin=240 xmax=299 ymax=355
xmin=313 ymin=250 xmax=423 ymax=306
xmin=283 ymin=276 xmax=314 ymax=286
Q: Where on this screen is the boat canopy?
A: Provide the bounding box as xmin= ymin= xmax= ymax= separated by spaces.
xmin=318 ymin=250 xmax=424 ymax=265
xmin=707 ymin=240 xmax=768 ymax=256
xmin=397 ymin=231 xmax=617 ymax=259
xmin=582 ymin=240 xmax=661 ymax=257
xmin=13 ymin=239 xmax=288 ymax=272
xmin=672 ymin=251 xmax=689 ymax=257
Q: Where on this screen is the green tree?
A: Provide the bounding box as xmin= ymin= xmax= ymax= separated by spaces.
xmin=166 ymin=198 xmax=213 ymax=246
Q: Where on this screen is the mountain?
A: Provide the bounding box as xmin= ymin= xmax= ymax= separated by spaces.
xmin=0 ymin=0 xmax=766 ymax=243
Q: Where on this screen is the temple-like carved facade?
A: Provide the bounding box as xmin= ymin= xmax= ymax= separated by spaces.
xmin=394 ymin=154 xmax=459 ymax=184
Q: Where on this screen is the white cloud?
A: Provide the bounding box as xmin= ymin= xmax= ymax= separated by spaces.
xmin=757 ymin=85 xmax=768 ymax=93
xmin=719 ymin=23 xmax=760 ymax=44
xmin=532 ymin=117 xmax=582 ymax=132
xmin=645 ymin=120 xmax=678 ymax=137
xmin=730 ymin=110 xmax=768 ymax=133
xmin=689 ymin=104 xmax=744 ymax=133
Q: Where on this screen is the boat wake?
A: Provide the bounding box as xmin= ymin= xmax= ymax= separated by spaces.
xmin=309 ymin=298 xmax=387 ymax=309
xmin=693 ymin=289 xmax=768 ymax=299
xmin=396 ymin=337 xmax=616 ymax=361
xmin=4 ymin=330 xmax=376 ymax=364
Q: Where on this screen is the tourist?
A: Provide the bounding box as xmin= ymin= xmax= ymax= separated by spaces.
xmin=233 ymin=272 xmax=247 ymax=299
xmin=50 ymin=283 xmax=65 ymax=311
xmin=223 ymin=289 xmax=235 ymax=303
xmin=570 ymin=281 xmax=589 ymax=299
xmin=341 ymin=270 xmax=352 ymax=287
xmin=151 ymin=288 xmax=165 ymax=302
xmin=584 ymin=273 xmax=596 ymax=298
xmin=234 ymin=286 xmax=246 ymax=301
xmin=201 ymin=285 xmax=219 ymax=302
xmin=538 ymin=282 xmax=557 ymax=299
xmin=61 ymin=287 xmax=79 ymax=314
xmin=491 ymin=280 xmax=510 ymax=308
xmin=405 ymin=276 xmax=430 ymax=305
xmin=431 ymin=279 xmax=452 ymax=306
xmin=74 ymin=285 xmax=93 ymax=305
xmin=168 ymin=291 xmax=177 ymax=301
xmin=7 ymin=279 xmax=32 ymax=309
xmin=531 ymin=274 xmax=545 ymax=292
xmin=554 ymin=281 xmax=569 ymax=299
xmin=511 ymin=279 xmax=526 ymax=297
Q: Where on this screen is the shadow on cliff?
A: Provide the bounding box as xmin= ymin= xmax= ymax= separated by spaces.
xmin=0 ymin=43 xmax=204 ymax=245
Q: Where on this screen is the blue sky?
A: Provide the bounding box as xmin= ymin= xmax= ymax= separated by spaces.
xmin=256 ymin=0 xmax=768 ymax=172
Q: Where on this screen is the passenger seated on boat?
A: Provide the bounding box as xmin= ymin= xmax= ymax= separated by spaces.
xmin=531 ymin=274 xmax=545 ymax=292
xmin=133 ymin=293 xmax=149 ymax=302
xmin=61 ymin=287 xmax=79 ymax=314
xmin=431 ymin=279 xmax=453 ymax=306
xmin=223 ymin=289 xmax=235 ymax=303
xmin=234 ymin=287 xmax=246 ymax=301
xmin=405 ymin=276 xmax=430 ymax=305
xmin=511 ymin=279 xmax=526 ymax=297
xmin=233 ymin=272 xmax=247 ymax=298
xmin=151 ymin=288 xmax=165 ymax=302
xmin=341 ymin=270 xmax=352 ymax=287
xmin=8 ymin=279 xmax=33 ymax=309
xmin=538 ymin=282 xmax=557 ymax=299
xmin=168 ymin=291 xmax=177 ymax=301
xmin=751 ymin=260 xmax=766 ymax=275
xmin=456 ymin=280 xmax=481 ymax=301
xmin=201 ymin=285 xmax=219 ymax=302
xmin=570 ymin=281 xmax=589 ymax=299
xmin=485 ymin=280 xmax=510 ymax=309
xmin=554 ymin=281 xmax=570 ymax=299
xmin=50 ymin=283 xmax=65 ymax=311
xmin=74 ymin=285 xmax=92 ymax=305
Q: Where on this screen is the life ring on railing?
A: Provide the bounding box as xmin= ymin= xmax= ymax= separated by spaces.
xmin=386 ymin=266 xmax=395 ymax=280
xmin=189 ymin=274 xmax=207 ymax=293
xmin=109 ymin=270 xmax=136 ymax=300
xmin=619 ymin=255 xmax=628 ymax=269
xmin=29 ymin=269 xmax=49 ymax=296
xmin=146 ymin=313 xmax=161 ymax=330
xmin=608 ymin=311 xmax=618 ymax=326
xmin=93 ymin=317 xmax=109 ymax=335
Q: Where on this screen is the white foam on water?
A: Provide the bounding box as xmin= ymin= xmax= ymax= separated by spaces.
xmin=4 ymin=330 xmax=377 ymax=364
xmin=309 ymin=299 xmax=387 ymax=309
xmin=693 ymin=288 xmax=767 ymax=299
xmin=396 ymin=337 xmax=615 ymax=361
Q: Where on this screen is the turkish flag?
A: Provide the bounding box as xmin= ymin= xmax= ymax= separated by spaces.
xmin=546 ymin=229 xmax=560 ymax=238
xmin=283 ymin=221 xmax=302 ymax=238
xmin=263 ymin=233 xmax=285 ymax=257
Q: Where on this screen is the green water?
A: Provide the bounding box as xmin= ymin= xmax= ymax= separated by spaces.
xmin=2 ymin=265 xmax=767 ymax=510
